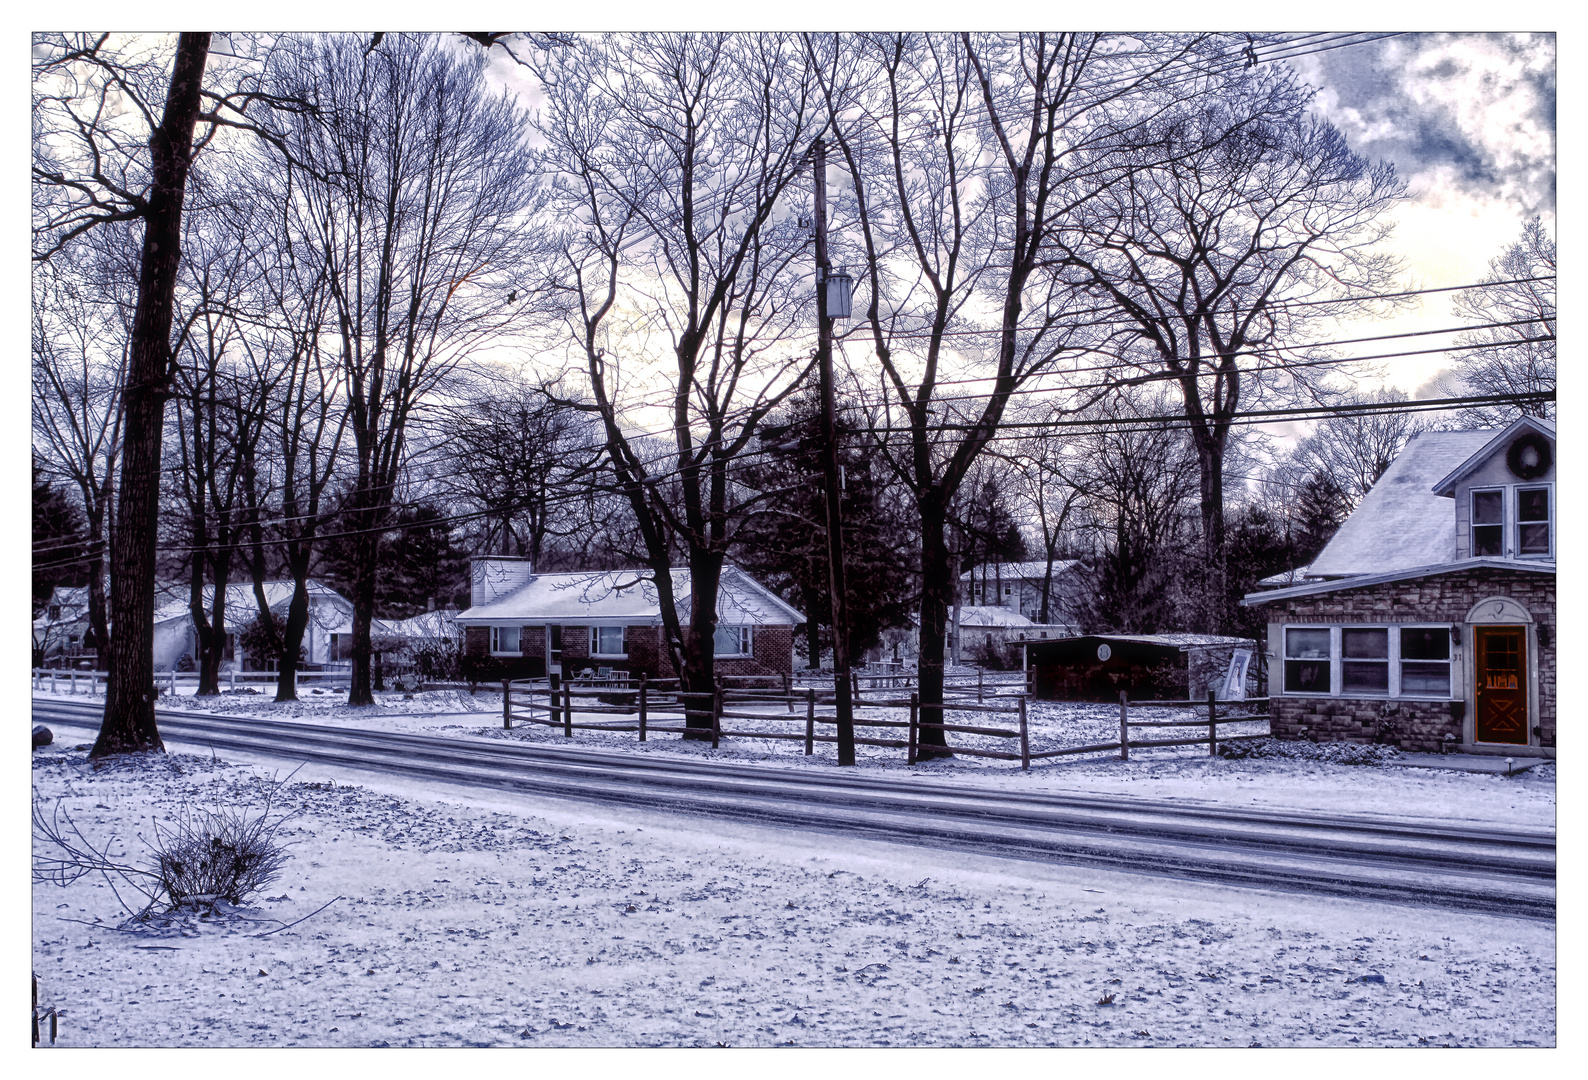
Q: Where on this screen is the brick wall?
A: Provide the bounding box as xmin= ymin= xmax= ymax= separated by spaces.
xmin=1252 ymin=566 xmax=1554 ymax=751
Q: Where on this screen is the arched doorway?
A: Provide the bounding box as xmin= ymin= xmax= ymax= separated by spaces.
xmin=1466 ymin=596 xmax=1534 ymax=746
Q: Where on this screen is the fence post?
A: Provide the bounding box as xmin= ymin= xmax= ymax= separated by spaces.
xmin=170 ymin=669 xmax=177 ymax=696
xmin=230 ymin=668 xmax=237 ymax=693
xmin=70 ymin=671 xmax=76 ymax=695
xmin=50 ymin=670 xmax=56 ymax=694
xmin=503 ymin=680 xmax=512 ymax=729
xmin=1119 ymin=691 xmax=1129 ymax=762
xmin=1019 ymin=695 xmax=1029 ymax=772
xmin=804 ymin=687 xmax=816 ymax=755
xmin=564 ymin=674 xmax=574 ymax=737
xmin=978 ymin=668 xmax=984 ymax=703
xmin=784 ymin=671 xmax=792 ymax=713
xmin=908 ymin=692 xmax=919 ymax=766
xmin=639 ymin=675 xmax=648 ymax=742
xmin=549 ymin=673 xmax=563 ymax=735
xmin=711 ymin=677 xmax=722 ymax=749
xmin=1208 ymin=689 xmax=1218 ymax=757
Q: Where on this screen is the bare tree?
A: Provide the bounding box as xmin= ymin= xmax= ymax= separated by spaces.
xmin=808 ymin=32 xmax=1206 ymax=749
xmin=533 ymin=33 xmax=821 ymax=722
xmin=1051 ymin=58 xmax=1406 ymax=630
xmin=31 ymin=237 xmax=134 ymax=669
xmin=1281 ymin=389 xmax=1426 ymax=508
xmin=35 ymin=33 xmax=217 ymax=755
xmin=1447 ymin=216 xmax=1555 ymax=426
xmin=265 ymin=33 xmax=544 ymax=705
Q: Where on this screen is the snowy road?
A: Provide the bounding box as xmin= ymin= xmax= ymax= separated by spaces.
xmin=36 ymin=698 xmax=1554 ymax=921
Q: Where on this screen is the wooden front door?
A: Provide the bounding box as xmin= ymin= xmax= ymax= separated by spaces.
xmin=1474 ymin=626 xmax=1529 ymax=745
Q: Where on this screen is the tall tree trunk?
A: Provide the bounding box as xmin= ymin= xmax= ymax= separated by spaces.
xmin=915 ymin=493 xmax=952 ymax=755
xmin=347 ymin=523 xmax=379 ymax=705
xmin=93 ymin=33 xmax=210 ymax=759
xmin=682 ymin=550 xmax=722 ymax=738
xmin=85 ymin=506 xmax=110 ymax=671
xmin=1192 ymin=432 xmax=1228 ymax=632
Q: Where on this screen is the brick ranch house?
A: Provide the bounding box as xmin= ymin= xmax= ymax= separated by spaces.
xmin=1243 ymin=416 xmax=1554 ymax=757
xmin=456 ymin=556 xmax=804 ymax=681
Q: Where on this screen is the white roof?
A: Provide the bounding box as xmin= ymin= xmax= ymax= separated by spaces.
xmin=960 ymin=560 xmax=1082 ymax=582
xmin=953 ymin=605 xmax=1035 ymax=628
xmin=1243 ymin=557 xmax=1554 ymax=606
xmin=150 ymin=579 xmax=353 ymax=631
xmin=458 ymin=566 xmax=803 ymax=626
xmin=379 ymin=609 xmax=461 ymax=639
xmin=1307 ymin=429 xmax=1496 ymax=577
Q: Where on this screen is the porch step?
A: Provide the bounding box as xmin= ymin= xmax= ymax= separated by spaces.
xmin=1395 ymin=752 xmax=1551 ymax=775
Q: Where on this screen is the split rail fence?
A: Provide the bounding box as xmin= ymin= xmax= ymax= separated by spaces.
xmin=501 ymin=674 xmax=1269 ymax=771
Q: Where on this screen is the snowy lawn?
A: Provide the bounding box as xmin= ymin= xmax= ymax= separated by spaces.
xmin=35 ymin=687 xmax=1558 ymax=829
xmin=32 ymin=742 xmax=1554 ymax=1048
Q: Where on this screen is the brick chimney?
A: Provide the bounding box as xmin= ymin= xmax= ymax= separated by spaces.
xmin=469 ymin=556 xmax=534 ymax=609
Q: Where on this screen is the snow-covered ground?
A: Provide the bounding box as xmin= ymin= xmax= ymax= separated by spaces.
xmin=34 ymin=686 xmax=1558 ymax=829
xmin=32 ymin=731 xmax=1554 ymax=1048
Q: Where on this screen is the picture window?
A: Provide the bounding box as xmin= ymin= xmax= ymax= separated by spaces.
xmin=491 ymin=626 xmax=521 ymax=655
xmin=591 ymin=625 xmax=627 ymax=656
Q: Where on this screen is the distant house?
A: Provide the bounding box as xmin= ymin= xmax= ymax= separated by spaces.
xmin=1243 ymin=417 xmax=1554 ymax=756
xmin=148 ymin=580 xmax=355 ymax=671
xmin=456 ymin=556 xmax=804 ymax=680
xmin=32 ymin=585 xmax=100 ymax=667
xmin=959 ymin=560 xmax=1086 ymax=623
xmin=1026 ymin=633 xmax=1257 ymax=702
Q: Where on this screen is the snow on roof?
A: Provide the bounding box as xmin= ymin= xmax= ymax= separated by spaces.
xmin=150 ymin=579 xmax=353 ymax=630
xmin=1306 ymin=428 xmax=1497 ymax=578
xmin=959 ymin=560 xmax=1083 ymax=582
xmin=458 ymin=566 xmax=804 ymax=626
xmin=1255 ymin=564 xmax=1314 ymax=587
xmin=953 ymin=605 xmax=1035 ymax=628
xmin=1242 ymin=557 xmax=1554 ymax=606
xmin=1030 ymin=633 xmax=1253 ymax=650
xmin=379 ymin=609 xmax=461 ymax=639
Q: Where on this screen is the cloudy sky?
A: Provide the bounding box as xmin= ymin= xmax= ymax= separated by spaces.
xmin=1289 ymin=32 xmax=1555 ymax=397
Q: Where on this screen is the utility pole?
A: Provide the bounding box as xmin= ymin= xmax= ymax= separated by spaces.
xmin=813 ymin=138 xmax=856 ymax=766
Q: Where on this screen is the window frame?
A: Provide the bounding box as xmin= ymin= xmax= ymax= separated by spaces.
xmin=1278 ymin=623 xmax=1456 ymax=700
xmin=1515 ymin=485 xmax=1552 ymax=558
xmin=1470 ymin=487 xmax=1505 ymax=558
xmin=589 ymin=625 xmax=628 ymax=657
xmin=490 ymin=625 xmax=523 ymax=656
xmin=713 ymin=624 xmax=752 ymax=657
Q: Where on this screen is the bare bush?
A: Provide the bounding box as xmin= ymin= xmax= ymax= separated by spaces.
xmin=33 ymin=771 xmax=296 ymax=922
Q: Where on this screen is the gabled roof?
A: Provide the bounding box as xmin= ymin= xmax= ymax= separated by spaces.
xmin=1431 ymin=415 xmax=1555 ymax=496
xmin=1242 ymin=556 xmax=1554 ymax=606
xmin=960 ymin=560 xmax=1083 ymax=582
xmin=151 ymin=580 xmax=353 ymax=630
xmin=457 ymin=565 xmax=804 ymax=626
xmin=1307 ymin=429 xmax=1496 ymax=577
xmin=953 ymin=605 xmax=1035 ymax=628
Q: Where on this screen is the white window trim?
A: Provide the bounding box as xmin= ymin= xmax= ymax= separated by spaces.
xmin=590 ymin=625 xmax=628 ymax=657
xmin=490 ymin=625 xmax=523 ymax=656
xmin=1280 ymin=624 xmax=1455 ymax=700
xmin=714 ymin=625 xmax=753 ymax=657
xmin=1515 ymin=484 xmax=1553 ymax=559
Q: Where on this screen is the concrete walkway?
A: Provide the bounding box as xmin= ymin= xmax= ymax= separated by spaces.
xmin=1396 ymin=752 xmax=1551 ymax=775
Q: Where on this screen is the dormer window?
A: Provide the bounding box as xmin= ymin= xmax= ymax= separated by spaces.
xmin=1472 ymin=489 xmax=1504 ymax=557
xmin=1517 ymin=487 xmax=1551 ymax=556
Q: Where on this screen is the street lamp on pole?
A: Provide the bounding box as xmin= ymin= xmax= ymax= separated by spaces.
xmin=812 ymin=137 xmax=857 ymax=766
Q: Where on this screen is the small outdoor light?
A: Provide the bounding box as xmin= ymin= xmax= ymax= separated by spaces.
xmin=823 ymin=267 xmax=853 ymax=320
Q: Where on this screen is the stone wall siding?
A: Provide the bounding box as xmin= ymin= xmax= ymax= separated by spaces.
xmin=1252 ymin=566 xmax=1554 ymax=751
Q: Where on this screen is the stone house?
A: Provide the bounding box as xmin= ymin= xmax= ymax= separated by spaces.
xmin=456 ymin=556 xmax=803 ymax=681
xmin=1242 ymin=417 xmax=1555 ymax=756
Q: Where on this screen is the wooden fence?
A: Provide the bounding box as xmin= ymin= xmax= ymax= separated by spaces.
xmin=500 ymin=674 xmax=1269 ymax=771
